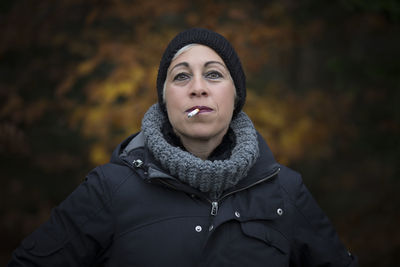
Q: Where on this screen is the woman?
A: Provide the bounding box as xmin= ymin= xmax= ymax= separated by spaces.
xmin=9 ymin=28 xmax=358 ymax=266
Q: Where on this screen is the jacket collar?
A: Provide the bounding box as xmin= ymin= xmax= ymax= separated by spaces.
xmin=113 ymin=131 xmax=280 ymax=199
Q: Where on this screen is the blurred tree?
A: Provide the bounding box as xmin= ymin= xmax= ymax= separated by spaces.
xmin=0 ymin=0 xmax=399 ymax=265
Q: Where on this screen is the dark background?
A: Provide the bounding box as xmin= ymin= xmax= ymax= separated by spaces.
xmin=1 ymin=0 xmax=399 ymax=266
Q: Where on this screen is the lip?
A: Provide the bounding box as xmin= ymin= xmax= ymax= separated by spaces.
xmin=186 ymin=106 xmax=214 ymax=114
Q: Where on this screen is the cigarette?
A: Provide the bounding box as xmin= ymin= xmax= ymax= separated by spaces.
xmin=187 ymin=108 xmax=200 ymax=118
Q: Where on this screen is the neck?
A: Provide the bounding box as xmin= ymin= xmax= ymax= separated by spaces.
xmin=176 ymin=132 xmax=226 ymax=160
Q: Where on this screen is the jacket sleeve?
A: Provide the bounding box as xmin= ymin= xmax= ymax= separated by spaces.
xmin=280 ymin=168 xmax=358 ymax=267
xmin=8 ymin=166 xmax=115 ymax=267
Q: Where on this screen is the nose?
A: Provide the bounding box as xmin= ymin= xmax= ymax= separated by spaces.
xmin=190 ymin=76 xmax=209 ymax=97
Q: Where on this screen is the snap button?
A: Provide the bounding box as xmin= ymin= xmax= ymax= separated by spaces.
xmin=234 ymin=211 xmax=241 ymax=218
xmin=209 ymin=225 xmax=214 ymax=231
xmin=277 ymin=208 xmax=283 ymax=216
xmin=132 ymin=159 xmax=143 ymax=168
xmin=195 ymin=225 xmax=202 ymax=232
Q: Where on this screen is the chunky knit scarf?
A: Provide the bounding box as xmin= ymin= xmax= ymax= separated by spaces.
xmin=141 ymin=104 xmax=259 ymax=198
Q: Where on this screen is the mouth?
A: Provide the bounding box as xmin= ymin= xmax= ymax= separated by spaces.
xmin=186 ymin=106 xmax=213 ymax=114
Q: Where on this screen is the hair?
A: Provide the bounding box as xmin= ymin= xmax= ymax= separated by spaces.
xmin=162 ymin=44 xmax=236 ymax=103
xmin=157 ymin=28 xmax=246 ymax=117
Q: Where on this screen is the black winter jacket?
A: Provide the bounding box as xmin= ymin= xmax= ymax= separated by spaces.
xmin=9 ymin=132 xmax=358 ymax=266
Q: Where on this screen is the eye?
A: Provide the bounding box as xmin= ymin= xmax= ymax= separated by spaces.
xmin=173 ymin=72 xmax=190 ymax=81
xmin=205 ymin=71 xmax=223 ymax=80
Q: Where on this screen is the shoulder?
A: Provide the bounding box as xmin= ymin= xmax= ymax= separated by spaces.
xmin=100 ymin=162 xmax=135 ymax=183
xmin=275 ymin=165 xmax=304 ymax=204
xmin=85 ymin=132 xmax=146 ymax=197
xmin=79 ymin=159 xmax=141 ymax=207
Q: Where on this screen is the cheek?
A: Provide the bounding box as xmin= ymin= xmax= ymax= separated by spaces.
xmin=164 ymin=92 xmax=183 ymax=129
xmin=164 ymin=88 xmax=178 ymax=110
xmin=218 ymin=87 xmax=236 ymax=112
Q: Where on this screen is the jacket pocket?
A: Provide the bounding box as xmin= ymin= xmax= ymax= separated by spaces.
xmin=22 ymin=221 xmax=67 ymax=256
xmin=240 ymin=221 xmax=290 ymax=255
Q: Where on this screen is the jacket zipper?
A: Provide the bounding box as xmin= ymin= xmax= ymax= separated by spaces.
xmin=129 ymin=158 xmax=281 ymax=218
xmin=210 ymin=201 xmax=219 ymax=216
xmin=208 ymin=167 xmax=281 ymax=216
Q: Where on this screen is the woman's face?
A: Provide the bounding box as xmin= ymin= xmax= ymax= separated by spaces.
xmin=164 ymin=44 xmax=236 ymax=142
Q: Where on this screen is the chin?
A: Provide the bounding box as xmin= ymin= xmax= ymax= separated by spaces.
xmin=183 ymin=126 xmax=227 ymax=141
xmin=183 ymin=131 xmax=213 ymax=140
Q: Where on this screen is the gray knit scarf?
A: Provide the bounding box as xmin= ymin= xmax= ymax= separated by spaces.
xmin=141 ymin=104 xmax=259 ymax=198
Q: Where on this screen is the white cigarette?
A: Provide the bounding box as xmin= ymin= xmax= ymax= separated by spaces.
xmin=188 ymin=108 xmax=200 ymax=118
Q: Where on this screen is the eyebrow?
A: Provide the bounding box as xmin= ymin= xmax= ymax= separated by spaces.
xmin=169 ymin=60 xmax=227 ymax=74
xmin=204 ymin=61 xmax=227 ymax=68
xmin=169 ymin=62 xmax=189 ymax=73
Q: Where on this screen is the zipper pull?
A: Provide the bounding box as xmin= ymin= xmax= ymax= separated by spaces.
xmin=211 ymin=201 xmax=219 ymax=216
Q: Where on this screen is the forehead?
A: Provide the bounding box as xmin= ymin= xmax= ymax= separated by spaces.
xmin=171 ymin=44 xmax=225 ymax=66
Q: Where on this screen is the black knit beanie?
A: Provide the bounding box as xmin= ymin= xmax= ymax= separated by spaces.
xmin=156 ymin=28 xmax=246 ymax=117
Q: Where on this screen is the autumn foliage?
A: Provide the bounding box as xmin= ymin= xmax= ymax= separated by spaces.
xmin=0 ymin=0 xmax=399 ymax=265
